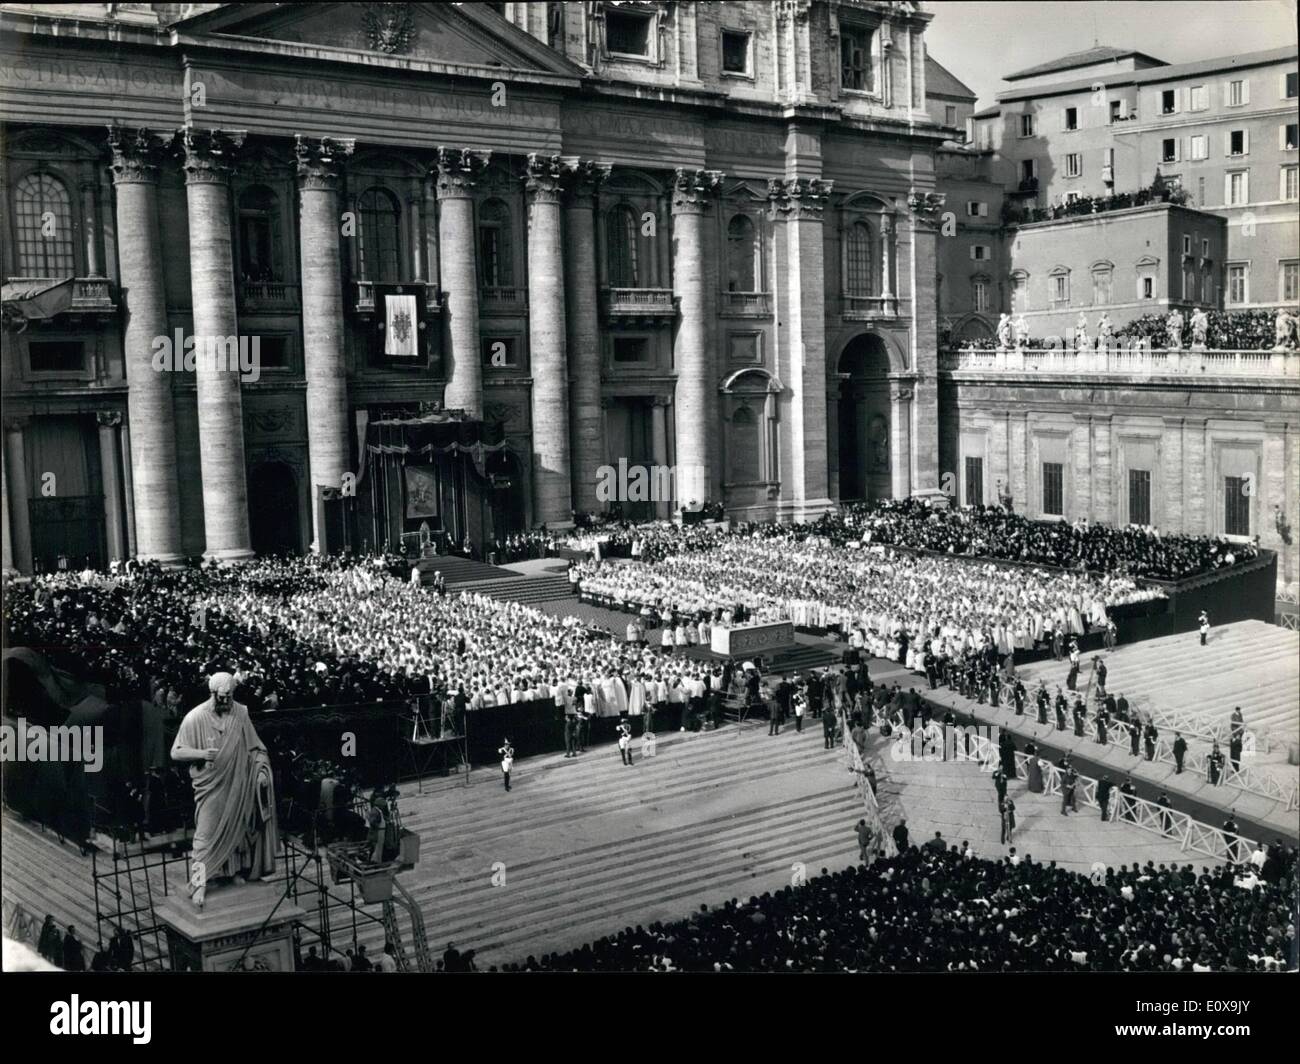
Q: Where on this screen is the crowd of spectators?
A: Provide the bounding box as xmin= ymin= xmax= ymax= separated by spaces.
xmin=838 ymin=498 xmax=1254 ymax=580
xmin=513 ymin=844 xmax=1297 ymax=972
xmin=1003 ymin=176 xmax=1188 ymax=227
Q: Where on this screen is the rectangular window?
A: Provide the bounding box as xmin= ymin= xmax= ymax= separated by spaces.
xmin=1052 ymin=274 xmax=1069 ymax=304
xmin=964 ymin=456 xmax=984 ymax=507
xmin=1202 ymin=238 xmax=1210 ymax=257
xmin=1284 ymin=123 xmax=1299 ymax=150
xmin=1224 ymin=477 xmax=1250 ymax=536
xmin=1228 ymin=79 xmax=1245 ymax=106
xmin=945 ymin=105 xmax=957 ymax=126
xmin=1129 ymin=469 xmax=1151 ymax=527
xmin=612 ymin=337 xmax=650 ymax=364
xmin=840 ymin=25 xmax=873 ymax=91
xmin=606 ymin=10 xmax=652 ymax=56
xmin=1283 ymin=165 xmax=1299 ymax=201
xmin=1108 ymin=100 xmax=1123 ymax=123
xmin=721 ymin=30 xmax=750 ymax=74
xmin=1092 ymin=271 xmax=1112 ymax=305
xmin=973 ymin=280 xmax=989 ymax=312
xmin=1161 ymin=89 xmax=1177 ymax=115
xmin=1189 ymin=85 xmax=1208 ymax=110
xmin=1288 ymin=71 xmax=1299 ymax=98
xmin=1042 ymin=462 xmax=1064 ymax=517
xmin=966 ymin=201 xmax=988 ymax=217
xmin=1280 ymin=261 xmax=1299 ymax=303
xmin=1182 ymin=234 xmax=1192 ymax=255
xmin=1142 ymin=277 xmax=1154 ymax=299
xmin=971 ymin=245 xmax=989 ymax=261
xmin=1226 ymin=170 xmax=1248 ymax=205
xmin=1020 ymin=113 xmax=1035 ymax=138
xmin=1227 ymin=264 xmax=1248 ymax=305
xmin=1189 ymin=135 xmax=1208 ymax=160
xmin=1021 ymin=158 xmax=1036 ymax=183
xmin=27 ymin=339 xmax=85 ymax=373
xmin=1229 ymin=130 xmax=1246 ymax=156
xmin=1162 ymin=139 xmax=1177 ymax=163
xmin=1065 ymin=152 xmax=1082 ymax=177
xmin=258 ymin=336 xmax=291 ymax=370
xmin=1064 ymin=106 xmax=1078 ymax=130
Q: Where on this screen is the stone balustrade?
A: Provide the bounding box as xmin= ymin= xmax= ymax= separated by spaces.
xmin=940 ymin=345 xmax=1299 ymax=378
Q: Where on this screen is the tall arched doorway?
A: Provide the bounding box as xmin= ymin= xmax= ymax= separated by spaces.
xmin=249 ymin=462 xmax=302 ymax=556
xmin=835 ymin=334 xmax=892 ymax=502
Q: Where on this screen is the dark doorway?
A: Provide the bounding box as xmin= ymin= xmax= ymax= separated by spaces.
xmin=835 ymin=334 xmax=892 ymax=502
xmin=488 ymin=449 xmax=527 ymax=540
xmin=604 ymin=396 xmax=657 ymax=521
xmin=249 ymin=462 xmax=301 ymax=556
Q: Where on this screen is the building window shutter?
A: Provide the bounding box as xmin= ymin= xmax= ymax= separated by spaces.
xmin=1242 ymin=78 xmax=1250 ymax=105
xmin=1242 ymin=129 xmax=1250 ymax=154
xmin=1223 ymin=173 xmax=1232 ymax=204
xmin=1224 ymin=130 xmax=1231 ymax=157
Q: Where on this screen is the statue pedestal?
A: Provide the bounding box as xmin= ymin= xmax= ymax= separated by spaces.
xmin=154 ymin=880 xmax=306 ymax=972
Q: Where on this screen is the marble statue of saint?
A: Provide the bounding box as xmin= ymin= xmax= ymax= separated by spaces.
xmin=171 ymin=672 xmax=279 ymax=909
xmin=1274 ymin=307 xmax=1296 ymax=349
xmin=1097 ymin=312 xmax=1113 ymax=347
xmin=1190 ymin=307 xmax=1209 ymax=347
xmin=1166 ymin=309 xmax=1184 ymax=350
xmin=996 ymin=313 xmax=1012 ymax=349
xmin=1074 ymin=313 xmax=1089 ymax=351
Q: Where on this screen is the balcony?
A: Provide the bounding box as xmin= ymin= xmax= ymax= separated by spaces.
xmin=353 ymin=280 xmax=442 ymax=318
xmin=480 ymin=286 xmax=527 ymax=315
xmin=939 ymin=345 xmax=1299 ymax=379
xmin=601 ymin=287 xmax=676 ymax=324
xmin=239 ymin=280 xmax=299 ymax=312
xmin=1 ymin=276 xmax=116 ymax=327
xmin=720 ymin=290 xmax=772 ymax=317
xmin=841 ymin=294 xmax=900 ymax=321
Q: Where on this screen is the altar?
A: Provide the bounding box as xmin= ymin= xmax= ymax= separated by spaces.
xmin=710 ymin=620 xmax=797 ymax=658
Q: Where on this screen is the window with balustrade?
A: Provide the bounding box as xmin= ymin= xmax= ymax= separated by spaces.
xmin=13 ymin=172 xmax=77 ymax=278
xmin=356 ymin=187 xmax=402 ymax=284
xmin=237 ymin=185 xmax=285 ymax=283
xmin=726 ymin=213 xmax=760 ymax=292
xmin=845 ymin=220 xmax=873 ymax=296
xmin=478 ymin=199 xmax=514 ymax=289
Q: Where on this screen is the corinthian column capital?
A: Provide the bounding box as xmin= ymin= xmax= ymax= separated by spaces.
xmin=767 ymin=176 xmax=834 ymax=220
xmin=107 ymin=126 xmax=173 ymax=185
xmin=295 ymin=135 xmax=356 ymax=191
xmin=523 ymin=153 xmax=578 ymax=204
xmin=434 ymin=147 xmax=491 ymax=200
xmin=561 ymin=159 xmax=612 ymax=209
xmin=671 ymin=168 xmax=725 ymax=215
xmin=179 ymin=127 xmax=247 ymax=186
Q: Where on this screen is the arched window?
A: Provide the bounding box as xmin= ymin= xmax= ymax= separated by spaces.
xmin=727 ymin=404 xmax=762 ymax=484
xmin=356 ymin=187 xmax=401 ymax=284
xmin=845 ymin=220 xmax=873 ymax=296
xmin=606 ymin=204 xmax=640 ymax=287
xmin=237 ymin=185 xmax=284 ymax=282
xmin=478 ymin=199 xmax=513 ymax=288
xmin=14 ymin=172 xmax=76 ymax=277
xmin=726 ymin=213 xmax=759 ymax=292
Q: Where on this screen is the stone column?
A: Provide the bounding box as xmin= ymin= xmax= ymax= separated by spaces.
xmin=4 ymin=419 xmax=33 ymax=573
xmin=651 ymin=395 xmax=672 ymax=520
xmin=1073 ymin=414 xmax=1093 ymax=520
xmin=890 ymin=382 xmax=913 ymax=499
xmin=670 ymin=168 xmax=724 ymax=511
xmin=435 ymin=147 xmax=490 ymax=418
xmin=119 ymin=421 xmax=137 ymax=557
xmin=295 ymin=135 xmax=356 ymax=551
xmin=1161 ymin=416 xmax=1184 ymax=532
xmin=562 ymin=160 xmax=610 ymax=515
xmin=880 ymin=213 xmax=895 ymax=303
xmin=769 ymin=175 xmax=834 ymax=518
xmin=1185 ymin=417 xmax=1207 ymax=534
xmin=182 ymin=127 xmax=253 ymax=561
xmin=906 ymin=191 xmax=943 ymax=495
xmin=80 ymin=179 xmax=101 ymax=276
xmin=107 ymin=126 xmax=184 ymax=564
xmin=97 ymin=410 xmax=126 ymax=564
xmin=1093 ymin=414 xmax=1113 ymax=524
xmin=1 ymin=431 xmax=11 ymax=573
xmin=524 ymin=153 xmax=574 ymax=527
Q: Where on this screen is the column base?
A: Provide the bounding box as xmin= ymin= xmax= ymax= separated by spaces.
xmin=138 ymin=552 xmax=188 ymax=568
xmin=202 ymin=547 xmax=257 ymax=564
xmin=775 ymin=497 xmax=836 ymax=523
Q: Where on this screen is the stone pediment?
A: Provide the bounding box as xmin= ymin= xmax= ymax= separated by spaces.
xmin=172 ymin=2 xmax=584 ymax=81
